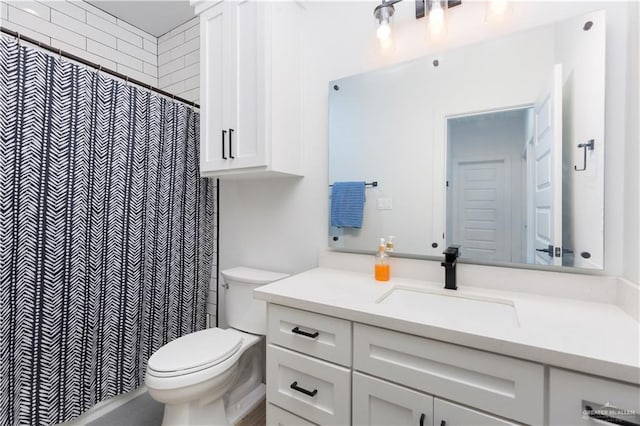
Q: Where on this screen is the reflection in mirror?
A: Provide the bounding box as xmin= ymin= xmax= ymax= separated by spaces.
xmin=328 ymin=10 xmax=605 ymax=270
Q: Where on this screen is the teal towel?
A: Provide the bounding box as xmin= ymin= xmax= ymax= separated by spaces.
xmin=330 ymin=181 xmax=365 ymax=228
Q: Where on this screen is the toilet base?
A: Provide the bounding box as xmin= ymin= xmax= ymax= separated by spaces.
xmin=162 ymin=397 xmax=227 ymax=426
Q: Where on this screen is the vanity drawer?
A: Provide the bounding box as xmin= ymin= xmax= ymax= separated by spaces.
xmin=268 ymin=304 xmax=352 ymax=366
xmin=353 ymin=323 xmax=544 ymax=425
xmin=267 ymin=403 xmax=318 ymax=425
xmin=267 ymin=344 xmax=351 ymax=425
xmin=549 ymin=368 xmax=640 ymax=425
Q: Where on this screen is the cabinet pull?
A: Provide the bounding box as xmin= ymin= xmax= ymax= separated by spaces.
xmin=585 ymin=405 xmax=640 ymax=426
xmin=221 ymin=130 xmax=227 ymax=160
xmin=440 ymin=421 xmax=446 ymax=426
xmin=290 ymin=381 xmax=318 ymax=397
xmin=291 ymin=326 xmax=319 ymax=339
xmin=229 ymin=128 xmax=235 ymax=159
xmin=419 ymin=413 xmax=425 ymax=426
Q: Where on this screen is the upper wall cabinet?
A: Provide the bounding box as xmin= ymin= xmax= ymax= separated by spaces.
xmin=193 ymin=0 xmax=304 ymax=177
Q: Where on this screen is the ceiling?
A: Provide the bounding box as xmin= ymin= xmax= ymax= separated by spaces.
xmin=87 ymin=1 xmax=196 ymax=38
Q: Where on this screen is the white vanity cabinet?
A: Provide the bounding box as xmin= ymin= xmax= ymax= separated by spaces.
xmin=195 ymin=0 xmax=304 ymax=177
xmin=549 ymin=368 xmax=640 ymax=425
xmin=264 ymin=303 xmax=639 ymax=426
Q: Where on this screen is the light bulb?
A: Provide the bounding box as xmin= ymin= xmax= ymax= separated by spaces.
xmin=428 ymin=2 xmax=445 ymax=36
xmin=486 ymin=0 xmax=509 ymax=23
xmin=377 ymin=21 xmax=392 ymax=41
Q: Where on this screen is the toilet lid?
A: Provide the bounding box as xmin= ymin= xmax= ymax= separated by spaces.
xmin=148 ymin=328 xmax=242 ymax=375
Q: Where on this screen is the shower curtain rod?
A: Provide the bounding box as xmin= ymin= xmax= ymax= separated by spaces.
xmin=1 ymin=26 xmax=200 ymax=109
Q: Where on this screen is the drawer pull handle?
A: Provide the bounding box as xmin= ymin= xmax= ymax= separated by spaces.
xmin=585 ymin=405 xmax=640 ymax=426
xmin=290 ymin=381 xmax=318 ymax=397
xmin=440 ymin=421 xmax=446 ymax=426
xmin=291 ymin=326 xmax=319 ymax=339
xmin=419 ymin=413 xmax=425 ymax=426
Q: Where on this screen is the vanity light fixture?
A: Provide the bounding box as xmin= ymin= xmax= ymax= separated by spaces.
xmin=374 ymin=0 xmax=400 ymax=48
xmin=374 ymin=0 xmax=462 ymax=48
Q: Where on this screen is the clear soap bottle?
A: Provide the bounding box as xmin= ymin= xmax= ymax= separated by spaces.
xmin=375 ymin=238 xmax=390 ymax=282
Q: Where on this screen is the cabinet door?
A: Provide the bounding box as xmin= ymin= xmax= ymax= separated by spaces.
xmin=225 ymin=0 xmax=266 ymax=170
xmin=199 ymin=2 xmax=228 ymax=172
xmin=434 ymin=399 xmax=517 ymax=426
xmin=353 ymin=372 xmax=433 ymax=426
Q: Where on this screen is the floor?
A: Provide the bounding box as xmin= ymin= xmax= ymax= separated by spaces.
xmin=88 ymin=393 xmax=266 ymax=426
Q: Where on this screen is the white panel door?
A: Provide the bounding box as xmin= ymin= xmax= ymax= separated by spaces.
xmin=434 ymin=399 xmax=518 ymax=426
xmin=352 ymin=372 xmax=433 ymax=426
xmin=452 ymin=157 xmax=510 ymax=262
xmin=225 ymin=0 xmax=266 ymax=169
xmin=533 ymin=64 xmax=563 ymax=265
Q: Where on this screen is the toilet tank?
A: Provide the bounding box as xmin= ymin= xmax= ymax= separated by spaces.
xmin=221 ymin=267 xmax=289 ymax=335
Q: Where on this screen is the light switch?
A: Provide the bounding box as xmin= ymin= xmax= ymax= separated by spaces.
xmin=377 ymin=197 xmax=393 ymax=210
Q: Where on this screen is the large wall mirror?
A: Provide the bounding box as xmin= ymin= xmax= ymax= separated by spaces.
xmin=328 ymin=10 xmax=606 ymax=270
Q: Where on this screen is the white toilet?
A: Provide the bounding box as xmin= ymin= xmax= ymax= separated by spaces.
xmin=145 ymin=267 xmax=289 ymax=426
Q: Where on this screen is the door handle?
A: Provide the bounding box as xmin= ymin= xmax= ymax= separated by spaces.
xmin=229 ymin=128 xmax=235 ymax=159
xmin=291 ymin=326 xmax=319 ymax=339
xmin=536 ymin=244 xmax=553 ymax=257
xmin=290 ymin=381 xmax=317 ymax=397
xmin=221 ymin=129 xmax=227 ymax=160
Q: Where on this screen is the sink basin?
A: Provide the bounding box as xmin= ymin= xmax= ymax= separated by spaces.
xmin=375 ymin=285 xmax=520 ymax=328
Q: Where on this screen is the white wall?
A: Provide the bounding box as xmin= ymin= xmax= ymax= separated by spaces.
xmin=0 ymin=0 xmax=158 ymax=86
xmin=624 ymin=2 xmax=639 ymax=284
xmin=219 ymin=1 xmax=635 ymax=289
xmin=158 ymin=16 xmax=199 ymax=103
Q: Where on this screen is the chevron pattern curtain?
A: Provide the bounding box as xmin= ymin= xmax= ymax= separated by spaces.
xmin=0 ymin=38 xmax=215 ymax=425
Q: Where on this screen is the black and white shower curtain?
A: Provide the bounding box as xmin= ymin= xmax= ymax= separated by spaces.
xmin=0 ymin=37 xmax=215 ymax=425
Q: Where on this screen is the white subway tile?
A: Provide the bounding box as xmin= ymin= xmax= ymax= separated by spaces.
xmin=168 ymin=16 xmax=198 ymax=38
xmin=184 ymin=50 xmax=198 ymax=67
xmin=117 ymin=38 xmax=156 ymax=66
xmin=51 ymin=38 xmax=117 ymax=70
xmin=73 ymin=1 xmax=116 ymax=23
xmin=7 ymin=1 xmax=50 ymax=21
xmin=51 ymin=9 xmax=115 ymax=48
xmin=45 ymin=1 xmax=85 ymax=22
xmin=158 ymin=56 xmax=184 ymax=77
xmin=183 ymin=74 xmax=199 ymax=91
xmin=143 ymin=62 xmax=157 ymax=78
xmin=180 ymin=88 xmax=199 ymax=104
xmin=9 ymin=6 xmax=85 ymax=48
xmin=158 ymin=74 xmax=171 ymax=89
xmin=207 ymin=290 xmax=217 ymax=304
xmin=1 ymin=2 xmax=9 ymax=20
xmin=116 ymin=63 xmax=157 ymax=87
xmin=116 ymin=18 xmax=155 ymax=43
xmin=206 ymin=303 xmax=216 ymax=315
xmin=158 ymin=49 xmax=173 ymax=67
xmin=158 ymin=31 xmax=183 ymax=55
xmin=169 ymin=62 xmax=199 ymax=85
xmin=87 ymin=13 xmax=142 ymax=48
xmin=179 ymin=35 xmax=199 ymax=55
xmin=87 ymin=39 xmax=142 ymax=71
xmin=1 ymin=19 xmax=50 ymax=45
xmin=142 ymin=38 xmax=156 ymax=54
xmin=184 ymin=21 xmax=199 ymax=42
xmin=163 ymin=80 xmax=185 ymax=95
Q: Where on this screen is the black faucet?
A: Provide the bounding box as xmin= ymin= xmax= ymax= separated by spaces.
xmin=441 ymin=246 xmax=460 ymax=290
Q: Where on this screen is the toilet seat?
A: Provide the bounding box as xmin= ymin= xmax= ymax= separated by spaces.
xmin=147 ymin=328 xmax=242 ymax=378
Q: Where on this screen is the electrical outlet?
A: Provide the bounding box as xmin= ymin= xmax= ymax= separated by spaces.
xmin=377 ymin=197 xmax=393 ymax=210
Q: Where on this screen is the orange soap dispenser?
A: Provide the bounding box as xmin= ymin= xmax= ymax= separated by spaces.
xmin=374 ymin=238 xmax=390 ymax=282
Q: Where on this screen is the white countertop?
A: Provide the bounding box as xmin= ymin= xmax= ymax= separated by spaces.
xmin=254 ymin=267 xmax=640 ymax=384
